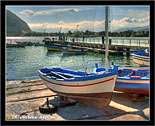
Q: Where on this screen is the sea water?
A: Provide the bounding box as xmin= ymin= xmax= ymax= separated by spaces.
xmin=6 ymin=37 xmax=144 ymax=81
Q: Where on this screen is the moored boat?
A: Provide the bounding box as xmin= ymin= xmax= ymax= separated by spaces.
xmin=38 ymin=6 xmax=118 ymax=110
xmin=95 ymin=66 xmax=150 ymax=95
xmin=63 ymin=48 xmax=88 ymax=55
xmin=131 ymin=50 xmax=150 ymax=66
xmin=38 ymin=65 xmax=118 ymax=109
xmin=46 ymin=45 xmax=63 ymax=51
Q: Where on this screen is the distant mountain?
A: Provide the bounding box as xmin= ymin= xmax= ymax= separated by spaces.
xmin=7 ymin=10 xmax=32 ymax=36
xmin=113 ymin=26 xmax=149 ymax=33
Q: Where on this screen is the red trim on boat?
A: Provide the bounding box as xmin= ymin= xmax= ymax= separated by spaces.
xmin=138 ymin=69 xmax=148 ymax=71
xmin=123 ymin=68 xmax=132 ymax=70
xmin=130 ymin=76 xmax=142 ymax=79
xmin=132 ymin=56 xmax=149 ymax=62
xmin=128 ymin=70 xmax=135 ymax=76
xmin=39 ymin=75 xmax=114 ymax=87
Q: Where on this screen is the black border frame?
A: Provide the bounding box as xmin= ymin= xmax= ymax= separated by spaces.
xmin=1 ymin=0 xmax=155 ymax=125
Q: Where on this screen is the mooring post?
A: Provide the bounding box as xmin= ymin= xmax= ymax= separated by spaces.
xmin=126 ymin=48 xmax=130 ymax=57
xmin=46 ymin=97 xmax=49 ymax=107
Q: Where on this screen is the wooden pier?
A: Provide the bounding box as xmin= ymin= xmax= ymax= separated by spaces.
xmin=6 ymin=80 xmax=149 ymax=121
xmin=45 ymin=37 xmax=149 ymax=55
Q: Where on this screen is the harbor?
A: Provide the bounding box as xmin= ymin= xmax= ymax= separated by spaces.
xmin=6 ymin=37 xmax=149 ymax=55
xmin=5 ymin=5 xmax=150 ymax=122
xmin=6 ymin=79 xmax=149 ymax=121
xmin=6 ymin=43 xmax=150 ymax=121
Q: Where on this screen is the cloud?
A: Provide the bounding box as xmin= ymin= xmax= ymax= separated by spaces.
xmin=28 ymin=20 xmax=105 ymax=32
xmin=21 ymin=8 xmax=80 ymax=16
xmin=28 ymin=16 xmax=149 ymax=32
xmin=112 ymin=8 xmax=149 ymax=18
xmin=127 ymin=9 xmax=149 ymax=18
xmin=110 ymin=16 xmax=149 ymax=31
xmin=20 ymin=10 xmax=34 ymax=16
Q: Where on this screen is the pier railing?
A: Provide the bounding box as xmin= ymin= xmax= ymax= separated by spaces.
xmin=67 ymin=37 xmax=150 ymax=48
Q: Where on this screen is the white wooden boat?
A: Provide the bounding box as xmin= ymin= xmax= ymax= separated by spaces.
xmin=38 ymin=6 xmax=119 ymax=110
xmin=95 ymin=65 xmax=150 ymax=95
xmin=38 ymin=66 xmax=118 ymax=109
xmin=131 ymin=51 xmax=150 ymax=66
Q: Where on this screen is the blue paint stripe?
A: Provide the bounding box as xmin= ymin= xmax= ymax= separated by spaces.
xmin=44 ymin=72 xmax=117 ymax=82
xmin=115 ymin=83 xmax=149 ymax=89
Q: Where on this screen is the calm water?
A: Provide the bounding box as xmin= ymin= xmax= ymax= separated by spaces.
xmin=6 ymin=37 xmax=141 ymax=81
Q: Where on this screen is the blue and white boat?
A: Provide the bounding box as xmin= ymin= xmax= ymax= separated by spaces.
xmin=95 ymin=65 xmax=150 ymax=95
xmin=38 ymin=6 xmax=118 ymax=110
xmin=131 ymin=50 xmax=150 ymax=66
xmin=38 ymin=66 xmax=118 ymax=109
xmin=46 ymin=45 xmax=72 ymax=51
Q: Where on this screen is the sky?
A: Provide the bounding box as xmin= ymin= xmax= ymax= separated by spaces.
xmin=6 ymin=5 xmax=150 ymax=33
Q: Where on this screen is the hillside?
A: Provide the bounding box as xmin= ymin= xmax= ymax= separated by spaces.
xmin=114 ymin=26 xmax=149 ymax=33
xmin=6 ymin=10 xmax=32 ymax=36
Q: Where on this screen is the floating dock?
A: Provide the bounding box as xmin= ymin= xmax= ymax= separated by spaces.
xmin=6 ymin=79 xmax=149 ymax=121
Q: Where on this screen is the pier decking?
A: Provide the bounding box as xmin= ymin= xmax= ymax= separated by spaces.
xmin=6 ymin=79 xmax=149 ymax=121
xmin=45 ymin=37 xmax=149 ymax=54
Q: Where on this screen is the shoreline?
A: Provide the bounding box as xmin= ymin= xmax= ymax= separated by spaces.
xmin=6 ymin=79 xmax=150 ymax=121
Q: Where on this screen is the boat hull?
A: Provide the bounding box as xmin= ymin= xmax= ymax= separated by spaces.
xmin=132 ymin=52 xmax=149 ymax=66
xmin=39 ymin=74 xmax=117 ymax=109
xmin=95 ymin=65 xmax=150 ymax=96
xmin=114 ymin=87 xmax=149 ymax=95
xmin=51 ymin=90 xmax=112 ymax=109
xmin=115 ymin=78 xmax=149 ymax=95
xmin=47 ymin=47 xmax=62 ymax=51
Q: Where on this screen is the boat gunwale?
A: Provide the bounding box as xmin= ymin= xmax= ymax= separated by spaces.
xmin=38 ymin=69 xmax=117 ymax=82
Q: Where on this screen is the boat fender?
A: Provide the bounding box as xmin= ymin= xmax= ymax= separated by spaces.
xmin=39 ymin=98 xmax=58 ymax=114
xmin=130 ymin=76 xmax=142 ymax=79
xmin=128 ymin=70 xmax=135 ymax=76
xmin=117 ymin=70 xmax=122 ymax=74
xmin=85 ymin=73 xmax=88 ymax=76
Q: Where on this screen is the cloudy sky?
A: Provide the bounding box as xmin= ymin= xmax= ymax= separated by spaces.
xmin=6 ymin=6 xmax=149 ymax=32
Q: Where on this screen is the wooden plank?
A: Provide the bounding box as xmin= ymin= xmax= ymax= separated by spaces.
xmin=7 ymin=88 xmax=56 ymax=103
xmin=6 ymin=85 xmax=47 ymax=95
xmin=6 ymin=80 xmax=43 ymax=89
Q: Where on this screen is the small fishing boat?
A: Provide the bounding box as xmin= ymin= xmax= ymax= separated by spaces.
xmin=63 ymin=48 xmax=88 ymax=55
xmin=39 ymin=6 xmax=119 ymax=110
xmin=45 ymin=45 xmax=72 ymax=51
xmin=95 ymin=65 xmax=150 ymax=95
xmin=131 ymin=50 xmax=150 ymax=66
xmin=38 ymin=65 xmax=118 ymax=109
xmin=46 ymin=45 xmax=63 ymax=51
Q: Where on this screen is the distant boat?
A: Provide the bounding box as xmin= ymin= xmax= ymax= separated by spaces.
xmin=43 ymin=38 xmax=51 ymax=43
xmin=38 ymin=65 xmax=118 ymax=109
xmin=45 ymin=45 xmax=72 ymax=51
xmin=95 ymin=66 xmax=150 ymax=95
xmin=63 ymin=48 xmax=88 ymax=55
xmin=46 ymin=45 xmax=63 ymax=51
xmin=6 ymin=40 xmax=25 ymax=48
xmin=131 ymin=50 xmax=149 ymax=66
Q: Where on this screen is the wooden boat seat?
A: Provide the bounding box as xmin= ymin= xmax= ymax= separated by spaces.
xmin=134 ymin=71 xmax=149 ymax=77
xmin=118 ymin=70 xmax=132 ymax=77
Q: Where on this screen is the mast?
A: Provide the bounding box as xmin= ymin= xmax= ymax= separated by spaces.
xmin=105 ymin=6 xmax=109 ymax=71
